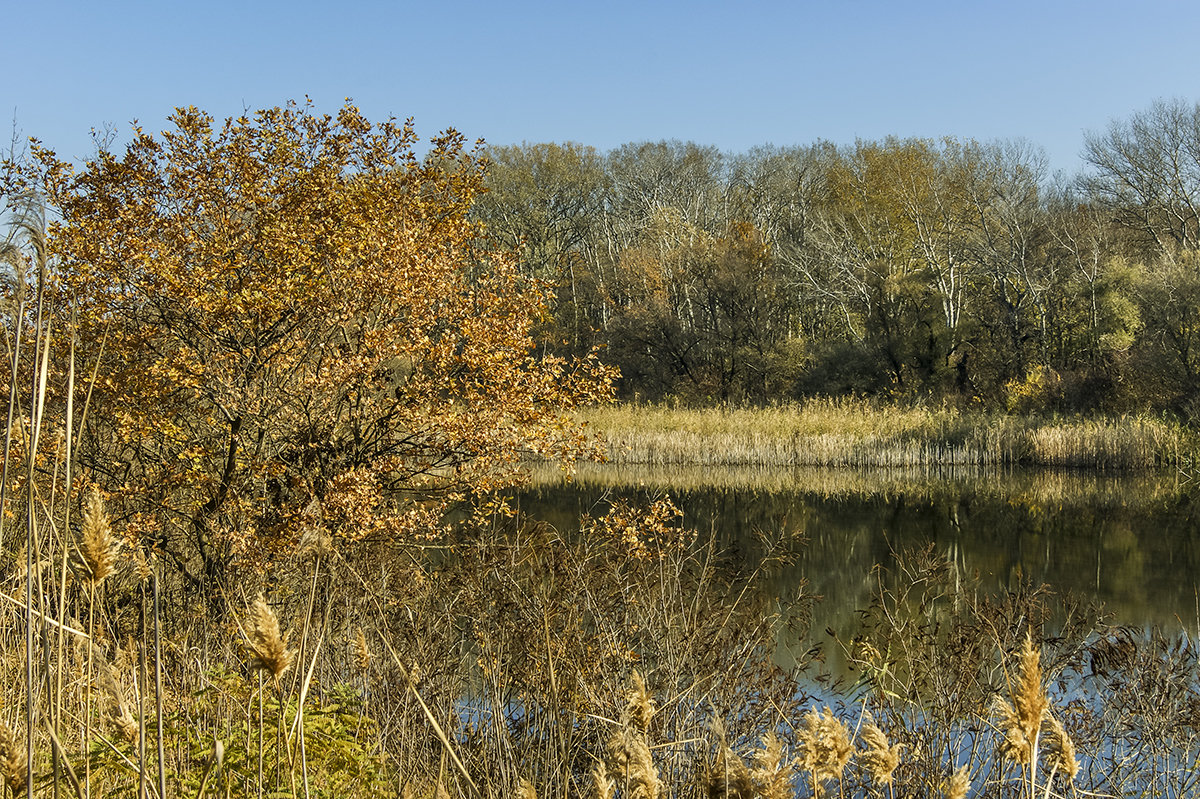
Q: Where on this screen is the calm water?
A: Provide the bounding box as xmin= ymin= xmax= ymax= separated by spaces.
xmin=515 ymin=463 xmax=1200 ymax=649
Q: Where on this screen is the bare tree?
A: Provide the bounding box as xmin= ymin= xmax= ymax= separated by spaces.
xmin=1082 ymin=98 xmax=1200 ymax=254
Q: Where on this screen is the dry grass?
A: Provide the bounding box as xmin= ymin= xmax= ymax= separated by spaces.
xmin=583 ymin=400 xmax=1189 ymax=469
xmin=527 ymin=459 xmax=1189 ymax=508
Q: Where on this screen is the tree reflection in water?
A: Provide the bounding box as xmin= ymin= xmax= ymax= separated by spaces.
xmin=519 ymin=463 xmax=1200 ymax=661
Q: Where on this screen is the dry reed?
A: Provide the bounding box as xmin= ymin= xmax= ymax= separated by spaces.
xmin=1042 ymin=714 xmax=1079 ymax=784
xmin=942 ymin=764 xmax=970 ymax=799
xmin=354 ymin=626 xmax=371 ymax=674
xmin=993 ymin=635 xmax=1049 ymax=767
xmin=582 ymin=400 xmax=1186 ymax=470
xmin=590 ymin=762 xmax=615 ymax=799
xmin=0 ymin=722 xmax=26 ymax=795
xmin=604 ymin=730 xmax=659 ymax=799
xmin=858 ymin=720 xmax=902 ymax=787
xmin=247 ymin=595 xmax=292 ymax=681
xmin=78 ymin=487 xmax=115 ymax=585
xmin=625 ymin=670 xmax=654 ymax=732
xmin=797 ymin=707 xmax=853 ymax=791
xmin=603 ymin=671 xmax=660 ymax=799
xmin=706 ymin=745 xmax=752 ymax=799
xmin=749 ymin=732 xmax=792 ymax=799
xmin=515 ymin=778 xmax=537 ymax=799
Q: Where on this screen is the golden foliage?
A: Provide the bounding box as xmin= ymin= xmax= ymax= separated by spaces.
xmin=580 ymin=496 xmax=687 ymax=559
xmin=17 ymin=100 xmax=613 ymax=577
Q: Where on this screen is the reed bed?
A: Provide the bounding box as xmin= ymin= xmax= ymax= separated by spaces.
xmin=585 ymin=400 xmax=1191 ymax=470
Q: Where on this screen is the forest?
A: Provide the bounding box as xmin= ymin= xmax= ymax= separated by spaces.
xmin=475 ymin=98 xmax=1200 ymax=417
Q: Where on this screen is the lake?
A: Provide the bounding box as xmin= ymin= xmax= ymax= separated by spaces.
xmin=515 ymin=462 xmax=1200 ymax=660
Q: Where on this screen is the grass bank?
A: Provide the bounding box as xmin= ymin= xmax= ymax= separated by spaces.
xmin=583 ymin=399 xmax=1194 ymax=470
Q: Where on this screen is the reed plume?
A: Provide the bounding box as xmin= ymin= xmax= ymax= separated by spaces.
xmin=247 ymin=594 xmax=292 ymax=680
xmin=590 ymin=762 xmax=615 ymax=799
xmin=625 ymin=670 xmax=654 ymax=732
xmin=993 ymin=634 xmax=1049 ymax=767
xmin=0 ymin=722 xmax=27 ymax=795
xmin=79 ymin=486 xmax=116 ymax=584
xmin=703 ymin=716 xmax=751 ymax=799
xmin=132 ymin=545 xmax=152 ymax=583
xmin=1043 ymin=714 xmax=1079 ymax=783
xmin=605 ymin=729 xmax=659 ymax=799
xmin=706 ymin=747 xmax=752 ymax=799
xmin=94 ymin=645 xmax=138 ymax=743
xmin=354 ymin=626 xmax=371 ymax=673
xmin=750 ymin=732 xmax=792 ymax=799
xmin=942 ymin=764 xmax=970 ymax=799
xmin=858 ymin=720 xmax=902 ymax=786
xmin=798 ymin=706 xmax=853 ymax=790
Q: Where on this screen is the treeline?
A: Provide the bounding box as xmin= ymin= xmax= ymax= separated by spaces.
xmin=474 ymin=99 xmax=1200 ymax=417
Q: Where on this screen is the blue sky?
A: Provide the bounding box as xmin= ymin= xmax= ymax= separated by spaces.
xmin=8 ymin=1 xmax=1200 ymax=176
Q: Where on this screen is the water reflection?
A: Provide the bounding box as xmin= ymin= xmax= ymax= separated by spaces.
xmin=517 ymin=463 xmax=1200 ymax=645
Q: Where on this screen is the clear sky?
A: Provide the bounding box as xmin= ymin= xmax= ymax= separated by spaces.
xmin=7 ymin=0 xmax=1200 ymax=176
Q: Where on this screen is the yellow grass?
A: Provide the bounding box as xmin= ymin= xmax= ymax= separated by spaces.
xmin=581 ymin=399 xmax=1188 ymax=469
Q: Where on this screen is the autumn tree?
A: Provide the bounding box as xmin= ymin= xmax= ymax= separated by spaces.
xmin=467 ymin=111 xmax=1200 ymax=412
xmin=964 ymin=140 xmax=1058 ymax=392
xmin=15 ymin=102 xmax=612 ymax=593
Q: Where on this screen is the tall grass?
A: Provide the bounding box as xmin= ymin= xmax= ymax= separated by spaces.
xmin=585 ymin=400 xmax=1192 ymax=470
